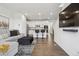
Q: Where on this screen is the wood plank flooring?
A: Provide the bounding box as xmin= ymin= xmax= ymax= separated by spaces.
xmin=32 ymin=39 xmax=68 ymax=56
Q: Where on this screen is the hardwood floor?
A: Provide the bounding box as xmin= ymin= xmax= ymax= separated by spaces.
xmin=32 ymin=38 xmax=68 ymax=56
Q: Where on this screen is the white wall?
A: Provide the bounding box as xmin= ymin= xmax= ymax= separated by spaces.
xmin=54 ymin=16 xmax=79 ymax=56
xmin=0 ymin=6 xmax=27 ymax=36
xmin=9 ymin=14 xmax=27 ymax=36
xmin=53 ymin=3 xmax=79 ymax=56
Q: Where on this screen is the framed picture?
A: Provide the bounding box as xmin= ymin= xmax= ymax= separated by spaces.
xmin=0 ymin=15 xmax=9 ymax=28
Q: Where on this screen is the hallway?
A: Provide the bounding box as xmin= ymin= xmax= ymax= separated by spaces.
xmin=32 ymin=38 xmax=68 ymax=56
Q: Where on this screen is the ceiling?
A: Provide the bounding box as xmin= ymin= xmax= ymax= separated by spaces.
xmin=0 ymin=3 xmax=67 ymax=21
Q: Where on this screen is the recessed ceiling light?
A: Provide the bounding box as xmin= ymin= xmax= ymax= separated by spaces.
xmin=74 ymin=10 xmax=79 ymax=13
xmin=59 ymin=3 xmax=65 ymax=7
xmin=65 ymin=16 xmax=69 ymax=18
xmin=62 ymin=20 xmax=66 ymax=24
xmin=38 ymin=12 xmax=41 ymax=15
xmin=61 ymin=11 xmax=66 ymax=14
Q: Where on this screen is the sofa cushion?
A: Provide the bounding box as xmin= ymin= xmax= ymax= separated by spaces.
xmin=0 ymin=34 xmax=8 ymax=39
xmin=5 ymin=34 xmax=25 ymax=42
xmin=0 ymin=28 xmax=10 ymax=37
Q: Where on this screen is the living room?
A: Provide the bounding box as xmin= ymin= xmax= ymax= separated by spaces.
xmin=0 ymin=3 xmax=79 ymax=56
xmin=0 ymin=3 xmax=68 ymax=56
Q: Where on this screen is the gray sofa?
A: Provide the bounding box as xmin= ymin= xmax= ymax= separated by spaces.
xmin=0 ymin=28 xmax=21 ymax=56
xmin=0 ymin=28 xmax=34 ymax=56
xmin=0 ymin=28 xmax=25 ymax=42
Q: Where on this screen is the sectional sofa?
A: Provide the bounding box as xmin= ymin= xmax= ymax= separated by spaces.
xmin=0 ymin=28 xmax=25 ymax=56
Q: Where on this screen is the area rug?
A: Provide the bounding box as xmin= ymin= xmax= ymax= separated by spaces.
xmin=15 ymin=45 xmax=35 ymax=56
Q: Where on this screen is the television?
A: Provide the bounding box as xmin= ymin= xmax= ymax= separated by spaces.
xmin=59 ymin=3 xmax=79 ymax=27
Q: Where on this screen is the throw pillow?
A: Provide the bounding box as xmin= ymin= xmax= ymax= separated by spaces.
xmin=0 ymin=44 xmax=10 ymax=53
xmin=0 ymin=34 xmax=8 ymax=39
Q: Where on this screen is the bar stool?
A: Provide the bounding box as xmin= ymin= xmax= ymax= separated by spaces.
xmin=46 ymin=29 xmax=48 ymax=39
xmin=44 ymin=25 xmax=48 ymax=39
xmin=35 ymin=29 xmax=39 ymax=39
xmin=41 ymin=29 xmax=45 ymax=39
